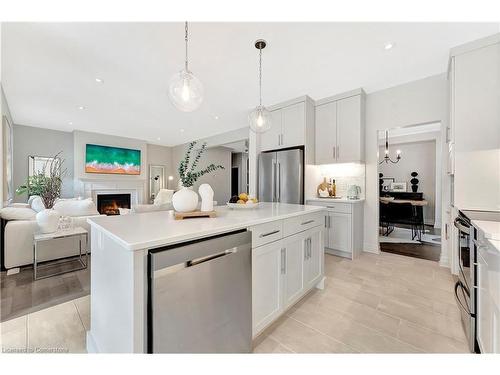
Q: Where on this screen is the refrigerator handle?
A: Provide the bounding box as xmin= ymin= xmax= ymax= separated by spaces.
xmin=272 ymin=161 xmax=277 ymax=202
xmin=277 ymin=163 xmax=281 ymax=202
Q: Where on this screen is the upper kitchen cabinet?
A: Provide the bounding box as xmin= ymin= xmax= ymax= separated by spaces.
xmin=258 ymin=96 xmax=315 ymax=164
xmin=314 ymin=88 xmax=365 ymax=165
xmin=449 ymin=33 xmax=500 ymax=211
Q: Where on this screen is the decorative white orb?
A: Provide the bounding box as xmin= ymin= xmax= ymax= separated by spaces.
xmin=172 ymin=187 xmax=199 ymax=212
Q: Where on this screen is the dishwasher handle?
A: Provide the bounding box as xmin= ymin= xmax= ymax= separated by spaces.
xmin=188 ymin=248 xmax=237 ymax=267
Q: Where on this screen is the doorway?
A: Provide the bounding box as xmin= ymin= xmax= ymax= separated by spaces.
xmin=377 ymin=122 xmax=443 ymax=262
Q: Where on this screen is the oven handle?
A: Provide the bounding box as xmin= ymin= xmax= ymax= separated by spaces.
xmin=454 ymin=281 xmax=472 ymax=316
xmin=454 ymin=217 xmax=470 ymax=234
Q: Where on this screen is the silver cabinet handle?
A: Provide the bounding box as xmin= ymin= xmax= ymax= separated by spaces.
xmin=304 ymin=239 xmax=308 ymax=260
xmin=278 ymin=134 xmax=280 ymax=146
xmin=301 ymin=219 xmax=314 ymax=226
xmin=327 ymin=206 xmax=335 ymax=209
xmin=337 ymin=145 xmax=339 ymax=160
xmin=333 ymin=147 xmax=335 ymax=159
xmin=324 ymin=216 xmax=328 ymax=228
xmin=307 ymin=238 xmax=311 ymax=259
xmin=281 ymin=248 xmax=286 ymax=274
xmin=260 ymin=230 xmax=280 ymax=238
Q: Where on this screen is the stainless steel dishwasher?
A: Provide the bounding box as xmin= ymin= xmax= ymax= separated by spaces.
xmin=147 ymin=229 xmax=252 ymax=353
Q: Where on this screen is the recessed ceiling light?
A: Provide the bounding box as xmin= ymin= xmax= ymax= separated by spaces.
xmin=384 ymin=42 xmax=394 ymax=50
xmin=78 ymin=106 xmax=86 ymax=110
xmin=157 ymin=137 xmax=161 ymax=141
xmin=180 ymin=128 xmax=185 ymax=133
xmin=214 ymin=116 xmax=219 ymax=120
xmin=95 ymin=78 xmax=104 ymax=83
xmin=68 ymin=121 xmax=73 ymax=125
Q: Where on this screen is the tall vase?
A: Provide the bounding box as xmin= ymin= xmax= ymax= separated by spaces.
xmin=172 ymin=187 xmax=199 ymax=212
xmin=36 ymin=209 xmax=61 ymax=233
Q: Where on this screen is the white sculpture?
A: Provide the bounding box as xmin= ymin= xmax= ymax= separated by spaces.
xmin=198 ymin=183 xmax=214 ymax=212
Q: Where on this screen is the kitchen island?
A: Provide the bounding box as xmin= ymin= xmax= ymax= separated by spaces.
xmin=86 ymin=202 xmax=326 ymax=353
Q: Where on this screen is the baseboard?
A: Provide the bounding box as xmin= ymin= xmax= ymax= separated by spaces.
xmin=325 ymin=248 xmax=351 ymax=259
xmin=363 ymin=242 xmax=380 ymax=254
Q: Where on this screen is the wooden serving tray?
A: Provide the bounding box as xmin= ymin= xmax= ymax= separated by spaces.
xmin=174 ymin=210 xmax=217 ymax=220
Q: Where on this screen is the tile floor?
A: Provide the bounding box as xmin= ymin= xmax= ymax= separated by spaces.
xmin=1 ymin=252 xmax=468 ymax=354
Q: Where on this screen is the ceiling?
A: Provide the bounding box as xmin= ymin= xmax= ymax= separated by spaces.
xmin=2 ymin=22 xmax=498 ymax=146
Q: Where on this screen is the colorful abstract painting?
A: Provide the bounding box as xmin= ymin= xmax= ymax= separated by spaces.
xmin=85 ymin=144 xmax=141 ymax=175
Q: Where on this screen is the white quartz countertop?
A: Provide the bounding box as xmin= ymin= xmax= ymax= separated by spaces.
xmin=306 ymin=197 xmax=365 ymax=204
xmin=472 ymin=219 xmax=500 ymax=241
xmin=87 ymin=202 xmax=325 ymax=251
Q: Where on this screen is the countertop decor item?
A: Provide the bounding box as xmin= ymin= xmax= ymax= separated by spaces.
xmin=379 ymin=130 xmax=402 ymax=164
xmin=249 ymin=39 xmax=271 ymax=133
xmin=317 ymin=177 xmax=329 ymax=197
xmin=172 ymin=141 xmax=224 ymax=213
xmin=198 ymin=183 xmax=214 ymax=212
xmin=174 ymin=210 xmax=216 ymax=220
xmin=227 ymin=202 xmax=259 ymax=209
xmin=410 ymin=171 xmax=419 ymax=192
xmin=168 ymin=21 xmax=204 ymax=112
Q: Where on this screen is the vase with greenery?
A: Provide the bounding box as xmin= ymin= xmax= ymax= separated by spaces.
xmin=17 ymin=153 xmax=66 ymax=233
xmin=172 ymin=141 xmax=224 ymax=212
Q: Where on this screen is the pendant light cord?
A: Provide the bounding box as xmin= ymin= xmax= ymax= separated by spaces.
xmin=259 ymin=46 xmax=262 ymax=107
xmin=184 ymin=21 xmax=189 ymax=71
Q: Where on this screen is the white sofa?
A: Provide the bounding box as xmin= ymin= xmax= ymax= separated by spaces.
xmin=0 ymin=197 xmax=103 ymax=270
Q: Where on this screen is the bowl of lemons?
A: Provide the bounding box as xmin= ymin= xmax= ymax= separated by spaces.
xmin=227 ymin=193 xmax=259 ymax=209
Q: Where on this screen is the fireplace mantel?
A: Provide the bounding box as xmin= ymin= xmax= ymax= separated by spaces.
xmin=75 ymin=178 xmax=146 ymax=204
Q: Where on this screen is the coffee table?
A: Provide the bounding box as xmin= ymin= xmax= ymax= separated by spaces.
xmin=33 ymin=226 xmax=88 ymax=280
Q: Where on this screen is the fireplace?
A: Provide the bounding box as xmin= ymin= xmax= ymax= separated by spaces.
xmin=97 ymin=193 xmax=131 ymax=215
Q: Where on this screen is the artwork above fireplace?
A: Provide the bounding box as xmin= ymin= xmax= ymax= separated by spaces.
xmin=96 ymin=193 xmax=131 ymax=215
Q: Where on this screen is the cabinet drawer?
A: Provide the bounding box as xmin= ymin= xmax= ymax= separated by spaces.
xmin=307 ymin=200 xmax=352 ymax=214
xmin=283 ymin=212 xmax=324 ymax=238
xmin=250 ymin=220 xmax=284 ymax=248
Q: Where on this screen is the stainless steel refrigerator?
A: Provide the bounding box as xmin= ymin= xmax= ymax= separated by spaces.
xmin=258 ymin=148 xmax=304 ymax=204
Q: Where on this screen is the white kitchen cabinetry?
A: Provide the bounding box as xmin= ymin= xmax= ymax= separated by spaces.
xmin=282 ymin=233 xmax=305 ymax=309
xmin=304 ymin=226 xmax=323 ymax=289
xmin=307 ymin=200 xmax=364 ymax=259
xmin=477 ymin=250 xmax=492 ymax=353
xmin=327 ymin=212 xmax=352 ymax=255
xmin=474 ymin=220 xmax=500 ymax=353
xmin=251 ymin=216 xmax=324 ymax=337
xmin=315 ymin=89 xmax=365 ymax=165
xmin=252 ymin=240 xmax=284 ymax=334
xmin=448 ymin=34 xmax=500 ymax=211
xmin=258 ymin=96 xmax=315 ymax=163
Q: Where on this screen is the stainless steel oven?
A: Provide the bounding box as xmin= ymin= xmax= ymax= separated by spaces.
xmin=454 ymin=211 xmax=477 ymax=352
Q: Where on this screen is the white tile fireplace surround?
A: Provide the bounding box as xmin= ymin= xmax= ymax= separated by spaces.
xmin=76 ymin=178 xmax=146 ymax=205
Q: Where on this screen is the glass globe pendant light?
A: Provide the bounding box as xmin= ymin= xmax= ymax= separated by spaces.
xmin=249 ymin=39 xmax=271 ymax=133
xmin=168 ymin=22 xmax=204 ymax=112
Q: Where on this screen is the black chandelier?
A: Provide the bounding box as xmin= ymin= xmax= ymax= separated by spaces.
xmin=379 ymin=130 xmax=402 ymax=164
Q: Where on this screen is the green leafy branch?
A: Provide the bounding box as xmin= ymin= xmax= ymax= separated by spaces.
xmin=178 ymin=141 xmax=224 ymax=188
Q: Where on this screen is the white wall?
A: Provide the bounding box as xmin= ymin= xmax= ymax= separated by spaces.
xmin=13 ymin=124 xmax=75 ymax=201
xmin=379 ymin=139 xmax=436 ymax=225
xmin=364 ymin=73 xmax=448 ymax=253
xmin=1 ymin=85 xmax=13 ymax=205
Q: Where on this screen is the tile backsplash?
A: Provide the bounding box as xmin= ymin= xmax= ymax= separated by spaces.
xmin=305 ymin=163 xmax=366 ymax=199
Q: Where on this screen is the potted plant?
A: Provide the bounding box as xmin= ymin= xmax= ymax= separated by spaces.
xmin=17 ymin=153 xmax=66 ymax=233
xmin=172 ymin=141 xmax=224 ymax=212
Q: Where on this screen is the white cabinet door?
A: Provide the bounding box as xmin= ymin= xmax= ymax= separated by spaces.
xmin=282 ymin=233 xmax=305 ymax=309
xmin=477 ymin=251 xmax=493 ymax=353
xmin=454 ymin=43 xmax=499 ymax=152
xmin=281 ymin=102 xmax=305 ymax=148
xmin=260 ymin=109 xmax=282 ymax=152
xmin=315 ymin=101 xmax=337 ymax=164
xmin=252 ymin=240 xmax=283 ymax=335
xmin=304 ymin=227 xmax=323 ymax=289
xmin=336 ymin=95 xmax=363 ymax=163
xmin=327 ymin=212 xmax=352 ymax=256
